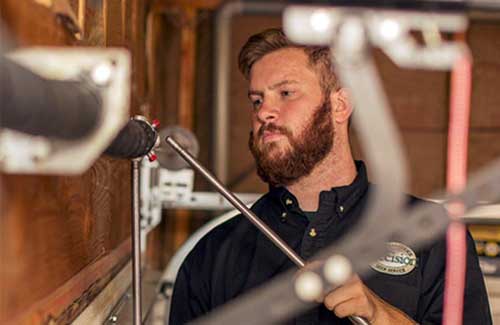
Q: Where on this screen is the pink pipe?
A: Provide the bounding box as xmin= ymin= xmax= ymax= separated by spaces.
xmin=442 ymin=53 xmax=472 ymax=325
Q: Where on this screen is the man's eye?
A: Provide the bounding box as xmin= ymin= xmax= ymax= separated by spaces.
xmin=252 ymin=99 xmax=263 ymax=109
xmin=281 ymin=90 xmax=294 ymax=97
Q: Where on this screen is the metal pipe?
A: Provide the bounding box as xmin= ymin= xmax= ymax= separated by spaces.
xmin=166 ymin=136 xmax=304 ymax=268
xmin=165 ymin=136 xmax=369 ymax=325
xmin=132 ymin=159 xmax=143 ymax=325
xmin=214 ymin=1 xmax=284 ymax=184
xmin=443 ymin=52 xmax=472 ymax=325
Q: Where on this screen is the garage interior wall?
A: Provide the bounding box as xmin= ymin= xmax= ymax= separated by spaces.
xmin=1 ymin=2 xmax=500 ymax=324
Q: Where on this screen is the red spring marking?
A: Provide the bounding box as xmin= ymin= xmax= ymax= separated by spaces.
xmin=148 ymin=153 xmax=157 ymax=162
xmin=152 ymin=119 xmax=160 ymax=129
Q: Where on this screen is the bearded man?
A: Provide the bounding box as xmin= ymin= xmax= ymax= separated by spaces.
xmin=169 ymin=28 xmax=491 ymax=325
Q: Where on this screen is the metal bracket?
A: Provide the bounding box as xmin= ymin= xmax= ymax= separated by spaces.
xmin=0 ymin=47 xmax=130 ymax=174
xmin=139 ymin=158 xmax=261 ymax=250
xmin=284 ymin=6 xmax=468 ymax=70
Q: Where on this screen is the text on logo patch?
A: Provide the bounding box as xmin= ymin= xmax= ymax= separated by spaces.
xmin=370 ymin=242 xmax=417 ymax=275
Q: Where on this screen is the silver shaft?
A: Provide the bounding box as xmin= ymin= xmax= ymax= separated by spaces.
xmin=165 ymin=136 xmax=368 ymax=325
xmin=350 ymin=316 xmax=370 ymax=325
xmin=132 ymin=160 xmax=142 ymax=325
xmin=166 ymin=136 xmax=304 ymax=268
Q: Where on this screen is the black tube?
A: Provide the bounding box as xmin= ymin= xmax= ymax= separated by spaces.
xmin=105 ymin=119 xmax=158 ymax=159
xmin=0 ymin=56 xmax=102 ymax=140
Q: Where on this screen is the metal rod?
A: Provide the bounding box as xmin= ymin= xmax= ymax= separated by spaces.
xmin=165 ymin=136 xmax=369 ymax=325
xmin=214 ymin=1 xmax=284 ymax=184
xmin=132 ymin=159 xmax=142 ymax=325
xmin=351 ymin=315 xmax=369 ymax=324
xmin=166 ymin=136 xmax=304 ymax=268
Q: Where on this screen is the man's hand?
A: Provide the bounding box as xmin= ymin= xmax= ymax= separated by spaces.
xmin=322 ymin=275 xmax=416 ymax=325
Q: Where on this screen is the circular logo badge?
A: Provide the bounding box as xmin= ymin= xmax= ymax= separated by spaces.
xmin=370 ymin=242 xmax=417 ymax=275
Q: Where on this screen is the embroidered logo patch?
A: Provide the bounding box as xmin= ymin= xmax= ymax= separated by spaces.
xmin=370 ymin=242 xmax=417 ymax=275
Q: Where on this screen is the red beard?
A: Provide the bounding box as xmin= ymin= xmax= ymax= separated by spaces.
xmin=249 ymin=98 xmax=334 ymax=187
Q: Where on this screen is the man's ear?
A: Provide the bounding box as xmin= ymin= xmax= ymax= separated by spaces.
xmin=330 ymin=88 xmax=353 ymax=124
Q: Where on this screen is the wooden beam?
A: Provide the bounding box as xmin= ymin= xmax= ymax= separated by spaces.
xmin=9 ymin=239 xmax=131 ymax=324
xmin=144 ymin=11 xmax=178 ymax=268
xmin=174 ymin=6 xmax=197 ymax=249
xmin=151 ymin=0 xmax=222 ymax=12
xmin=177 ymin=7 xmax=196 ymax=130
xmin=103 ymin=0 xmax=123 ymax=46
xmin=72 ymin=261 xmax=132 ymax=325
xmin=78 ymin=0 xmax=86 ymax=38
xmin=0 ymin=0 xmax=76 ymax=45
xmin=0 ymin=1 xmax=148 ymax=324
xmin=130 ymin=0 xmax=148 ymax=115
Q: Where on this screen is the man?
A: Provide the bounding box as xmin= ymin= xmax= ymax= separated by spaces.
xmin=169 ymin=28 xmax=491 ymax=324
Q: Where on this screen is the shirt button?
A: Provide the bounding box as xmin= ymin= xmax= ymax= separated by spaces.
xmin=309 ymin=228 xmax=317 ymax=237
xmin=285 ymin=198 xmax=293 ymax=205
xmin=281 ymin=212 xmax=287 ymax=218
xmin=339 ymin=205 xmax=344 ymax=213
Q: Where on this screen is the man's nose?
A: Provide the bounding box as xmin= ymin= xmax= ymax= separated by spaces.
xmin=256 ymin=100 xmax=279 ymax=123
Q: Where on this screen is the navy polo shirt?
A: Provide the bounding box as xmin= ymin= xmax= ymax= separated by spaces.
xmin=170 ymin=161 xmax=491 ymax=324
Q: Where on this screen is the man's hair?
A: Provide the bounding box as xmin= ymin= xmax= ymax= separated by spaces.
xmin=238 ymin=28 xmax=339 ymax=95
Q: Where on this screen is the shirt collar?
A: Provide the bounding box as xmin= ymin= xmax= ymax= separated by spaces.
xmin=267 ymin=160 xmax=369 ymax=215
xmin=330 ymin=160 xmax=368 ymax=215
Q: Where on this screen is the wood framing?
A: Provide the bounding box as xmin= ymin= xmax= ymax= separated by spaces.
xmin=0 ymin=0 xmax=149 ymax=323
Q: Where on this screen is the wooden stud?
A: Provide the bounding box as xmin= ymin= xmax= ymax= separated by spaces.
xmin=103 ymin=0 xmax=123 ymax=46
xmin=78 ymin=0 xmax=86 ymax=38
xmin=151 ymin=0 xmax=222 ymax=12
xmin=174 ymin=6 xmax=197 ymax=250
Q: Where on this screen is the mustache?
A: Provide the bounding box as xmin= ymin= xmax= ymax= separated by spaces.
xmin=257 ymin=123 xmax=291 ymax=138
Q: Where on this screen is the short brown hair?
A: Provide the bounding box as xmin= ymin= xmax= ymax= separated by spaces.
xmin=238 ymin=28 xmax=339 ymax=95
